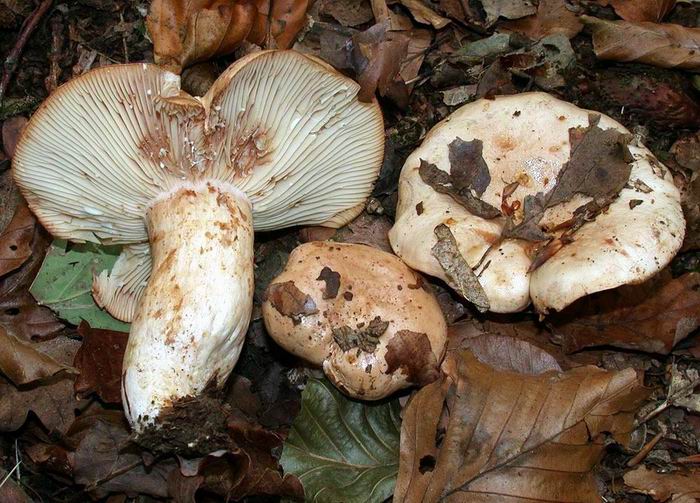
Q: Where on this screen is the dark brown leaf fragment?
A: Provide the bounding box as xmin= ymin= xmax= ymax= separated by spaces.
xmin=384 ymin=330 xmax=439 ymax=385
xmin=332 ymin=316 xmax=388 ymax=353
xmin=266 ymin=281 xmax=318 ymax=324
xmin=431 ymin=224 xmax=489 ymax=312
xmin=419 ymin=160 xmax=500 ymax=219
xmin=73 ymin=321 xmax=129 ymax=403
xmin=501 ymin=193 xmax=549 ymax=241
xmin=448 ymin=137 xmax=491 ymax=197
xmin=316 ymin=266 xmax=341 ymax=299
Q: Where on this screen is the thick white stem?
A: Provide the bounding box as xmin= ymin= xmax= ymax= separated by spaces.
xmin=122 ymin=181 xmax=254 ymax=432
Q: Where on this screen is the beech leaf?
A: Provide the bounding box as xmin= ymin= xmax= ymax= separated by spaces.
xmin=624 ymin=465 xmax=700 ymax=501
xmin=582 ymin=15 xmax=700 ymax=71
xmin=0 ymin=201 xmax=35 ymax=277
xmin=395 ymin=350 xmax=649 ymax=503
xmin=280 ymin=378 xmax=401 ymax=503
xmin=604 ymin=0 xmax=676 ymax=23
xmin=29 ymin=240 xmax=130 ymax=331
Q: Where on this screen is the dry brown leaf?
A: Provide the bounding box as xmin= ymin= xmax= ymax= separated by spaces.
xmin=501 ymin=0 xmax=582 ymax=40
xmin=1 ymin=115 xmax=27 ymax=158
xmin=321 ymin=0 xmax=374 ymax=27
xmin=399 ymin=0 xmax=450 ymax=29
xmin=0 ymin=324 xmax=76 ymax=385
xmin=73 ymin=321 xmax=129 ymax=403
xmin=0 ymin=336 xmax=81 ymax=433
xmin=147 ymin=0 xmax=259 ymax=72
xmin=0 ymin=200 xmax=35 ymax=277
xmin=480 ymin=0 xmax=536 ymax=26
xmin=550 ymin=271 xmax=700 ymax=354
xmin=147 ymin=0 xmax=309 ymax=73
xmin=582 ymin=15 xmax=700 ymax=71
xmin=447 ymin=320 xmax=562 ymax=374
xmin=602 ymin=0 xmax=676 ymax=22
xmin=394 ymin=350 xmax=649 ymax=503
xmin=624 ymin=465 xmax=700 ymax=501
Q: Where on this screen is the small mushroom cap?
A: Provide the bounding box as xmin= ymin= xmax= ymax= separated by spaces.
xmin=262 ymin=241 xmax=447 ymax=400
xmin=389 ymin=92 xmax=685 ymax=313
xmin=13 ymin=50 xmax=383 ymax=243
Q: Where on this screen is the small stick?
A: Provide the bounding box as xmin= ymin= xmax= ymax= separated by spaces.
xmin=627 ymin=431 xmax=664 ymax=467
xmin=44 ymin=14 xmax=63 ymax=94
xmin=0 ymin=0 xmax=53 ymax=104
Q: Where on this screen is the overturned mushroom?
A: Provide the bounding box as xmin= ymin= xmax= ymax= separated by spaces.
xmin=13 ymin=50 xmax=384 ymax=433
xmin=389 ymin=93 xmax=684 ymax=313
xmin=262 ymin=242 xmax=447 ymax=399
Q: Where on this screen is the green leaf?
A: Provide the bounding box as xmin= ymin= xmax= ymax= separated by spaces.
xmin=281 ymin=378 xmax=401 ymax=503
xmin=30 ymin=240 xmax=130 ymax=331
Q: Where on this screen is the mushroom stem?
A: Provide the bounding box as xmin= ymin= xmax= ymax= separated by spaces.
xmin=121 ymin=181 xmax=254 ymax=432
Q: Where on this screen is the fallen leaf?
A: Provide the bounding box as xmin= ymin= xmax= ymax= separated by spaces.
xmin=395 ymin=350 xmax=649 ymax=502
xmin=624 ymin=465 xmax=700 ymax=501
xmin=316 ymin=266 xmax=340 ymax=299
xmin=502 ymin=193 xmax=549 ymax=241
xmin=265 ymin=280 xmax=318 ymax=323
xmin=385 ymin=329 xmax=440 ymax=385
xmin=248 ymin=0 xmax=310 ymax=50
xmin=672 ymin=131 xmax=700 ymax=172
xmin=1 ymin=115 xmax=27 ymax=158
xmin=449 ymin=137 xmax=491 ymax=197
xmin=604 ymin=0 xmax=676 ymax=22
xmin=0 ymin=200 xmax=35 ymax=277
xmin=450 ymin=33 xmax=512 ymax=65
xmin=399 ymin=0 xmax=450 ymax=29
xmin=334 ymin=213 xmax=394 ymax=253
xmin=321 ymin=0 xmax=374 ymax=27
xmin=0 ymin=336 xmax=81 ymax=433
xmin=0 ymin=468 xmax=31 ymax=503
xmin=332 ymin=315 xmax=388 ymax=352
xmin=66 ymin=411 xmax=174 ymax=498
xmin=447 ymin=320 xmax=562 ymax=374
xmin=418 ymin=159 xmax=500 ymax=219
xmin=352 ymin=21 xmax=410 ymax=102
xmin=480 ymin=0 xmax=535 ymax=26
xmin=0 ymin=324 xmax=76 ymax=385
xmin=0 ymin=291 xmax=63 ymax=341
xmin=431 ymin=224 xmax=490 ymax=312
xmin=73 ymin=321 xmax=128 ymax=403
xmin=29 ymin=240 xmax=130 ymax=331
xmin=501 ymin=0 xmax=583 ymax=40
xmin=582 ymin=15 xmax=700 ymax=71
xmin=550 ymin=271 xmax=700 ymax=354
xmin=281 ymin=378 xmax=401 ymax=503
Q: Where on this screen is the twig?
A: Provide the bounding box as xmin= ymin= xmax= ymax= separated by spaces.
xmin=45 ymin=13 xmax=63 ymax=94
xmin=0 ymin=460 xmax=21 ymax=489
xmin=0 ymin=0 xmax=53 ymax=105
xmin=627 ymin=430 xmax=664 ymax=467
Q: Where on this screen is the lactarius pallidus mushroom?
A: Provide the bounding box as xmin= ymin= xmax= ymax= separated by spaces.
xmin=389 ymin=92 xmax=684 ymax=313
xmin=13 ymin=50 xmax=384 ymax=433
xmin=262 ymin=242 xmax=447 ymax=399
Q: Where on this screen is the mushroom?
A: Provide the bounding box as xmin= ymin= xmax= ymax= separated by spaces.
xmin=262 ymin=241 xmax=447 ymax=399
xmin=13 ymin=50 xmax=384 ymax=433
xmin=389 ymin=92 xmax=685 ymax=313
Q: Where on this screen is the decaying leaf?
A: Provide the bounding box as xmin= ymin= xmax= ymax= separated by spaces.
xmin=447 ymin=320 xmax=563 ymax=374
xmin=384 ymin=330 xmax=440 ymax=385
xmin=0 ymin=291 xmax=63 ymax=341
xmin=431 ymin=224 xmax=490 ymax=312
xmin=332 ymin=315 xmax=388 ymax=352
xmin=266 ymin=281 xmax=318 ymax=324
xmin=582 ymin=15 xmax=700 ymax=71
xmin=479 ymin=0 xmax=536 ymax=26
xmin=399 ymin=0 xmax=450 ymax=29
xmin=395 ymin=350 xmax=649 ymax=502
xmin=1 ymin=115 xmax=27 ymax=159
xmin=316 ymin=266 xmax=341 ymax=299
xmin=147 ymin=0 xmax=310 ymax=73
xmin=0 ymin=201 xmax=35 ymax=277
xmin=603 ymin=0 xmax=676 ymax=22
xmin=624 ymin=465 xmax=700 ymax=501
xmin=501 ymin=0 xmax=583 ymax=40
xmin=73 ymin=321 xmax=128 ymax=403
xmin=501 ymin=193 xmax=549 ymax=241
xmin=0 ymin=324 xmax=76 ymax=386
xmin=0 ymin=336 xmax=81 ymax=433
xmin=549 ymin=271 xmax=700 ymax=354
xmin=281 ymin=378 xmax=401 ymax=503
xmin=321 ymin=0 xmax=374 ymax=27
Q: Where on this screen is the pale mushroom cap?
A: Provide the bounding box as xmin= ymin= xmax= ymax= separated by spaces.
xmin=13 ymin=50 xmax=384 ymax=244
xmin=14 ymin=50 xmax=384 ymax=321
xmin=389 ymin=92 xmax=685 ymax=313
xmin=262 ymin=241 xmax=447 ymax=400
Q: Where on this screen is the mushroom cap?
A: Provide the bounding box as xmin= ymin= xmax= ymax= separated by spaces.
xmin=13 ymin=50 xmax=384 ymax=244
xmin=389 ymin=92 xmax=685 ymax=313
xmin=262 ymin=241 xmax=447 ymax=400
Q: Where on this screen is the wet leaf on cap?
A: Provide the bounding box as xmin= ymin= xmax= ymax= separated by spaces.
xmin=316 ymin=266 xmax=341 ymax=299
xmin=384 ymin=329 xmax=439 ymax=385
xmin=419 ymin=160 xmax=500 ymax=219
xmin=431 ymin=224 xmax=490 ymax=312
xmin=266 ymin=281 xmax=318 ymax=324
xmin=29 ymin=240 xmax=130 ymax=331
xmin=332 ymin=316 xmax=388 ymax=353
xmin=280 ymin=377 xmax=401 ymax=503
